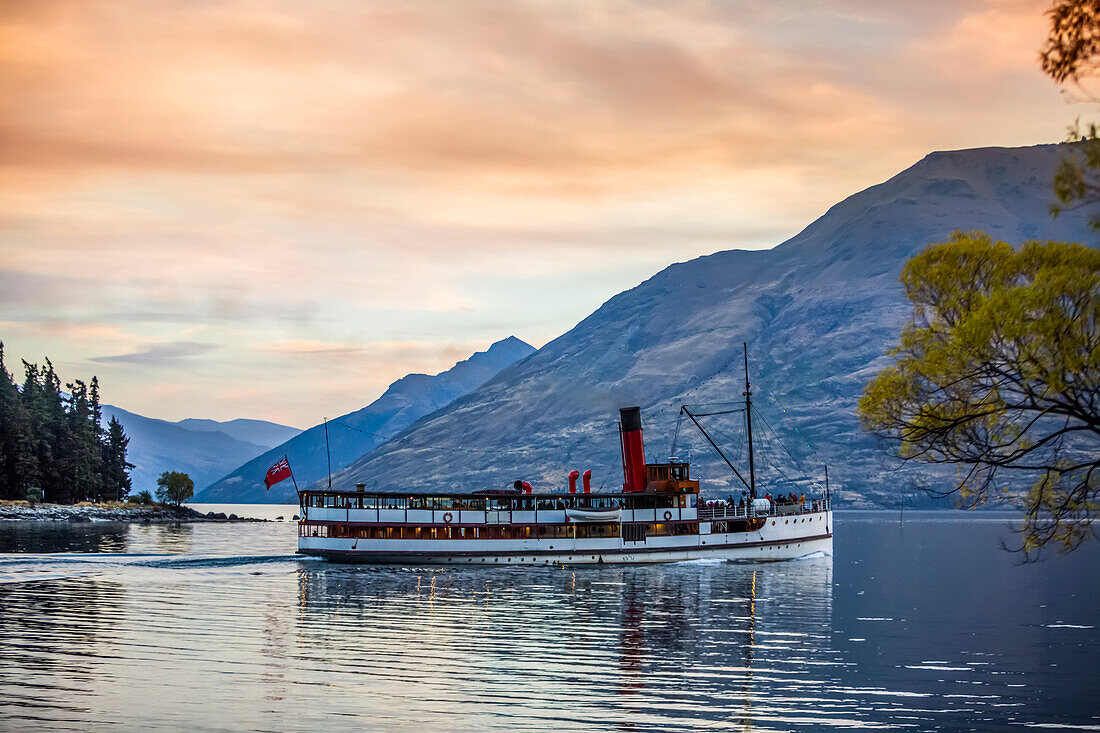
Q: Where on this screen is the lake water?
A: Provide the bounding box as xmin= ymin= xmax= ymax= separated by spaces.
xmin=0 ymin=510 xmax=1096 ymax=731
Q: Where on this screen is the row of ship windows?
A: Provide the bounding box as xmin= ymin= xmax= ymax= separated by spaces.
xmin=303 ymin=494 xmax=687 ymax=511
xmin=299 ymin=522 xmax=699 ymax=540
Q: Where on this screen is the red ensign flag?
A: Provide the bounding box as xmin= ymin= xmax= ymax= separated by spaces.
xmin=264 ymin=458 xmax=292 ymax=489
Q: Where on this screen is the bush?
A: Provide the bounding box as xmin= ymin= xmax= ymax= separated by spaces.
xmin=131 ymin=490 xmax=154 ymax=505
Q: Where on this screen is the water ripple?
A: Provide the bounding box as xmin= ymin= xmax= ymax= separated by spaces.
xmin=0 ymin=516 xmax=1095 ymax=731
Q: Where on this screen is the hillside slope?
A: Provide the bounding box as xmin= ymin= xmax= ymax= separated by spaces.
xmin=327 ymin=144 xmax=1096 ymax=507
xmin=193 ymin=336 xmax=535 ymax=503
xmin=100 ymin=405 xmax=270 ymax=494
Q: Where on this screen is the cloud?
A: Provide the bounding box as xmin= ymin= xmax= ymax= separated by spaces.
xmin=0 ymin=0 xmax=1078 ymax=423
xmin=0 ymin=0 xmax=1028 ymax=190
xmin=90 ymin=341 xmax=219 ymax=365
xmin=255 ymin=338 xmax=489 ymax=374
xmin=912 ymin=0 xmax=1050 ymax=78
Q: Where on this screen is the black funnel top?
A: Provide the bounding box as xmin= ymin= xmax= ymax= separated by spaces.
xmin=619 ymin=406 xmax=642 ymax=433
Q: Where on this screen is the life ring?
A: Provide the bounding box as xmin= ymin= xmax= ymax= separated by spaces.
xmin=663 ymin=510 xmax=673 ymax=521
xmin=442 ymin=512 xmax=453 ymax=524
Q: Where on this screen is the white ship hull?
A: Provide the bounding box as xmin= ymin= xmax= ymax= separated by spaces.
xmin=298 ymin=510 xmax=833 ymax=565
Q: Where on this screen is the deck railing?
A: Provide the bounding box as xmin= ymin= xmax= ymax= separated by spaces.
xmin=698 ymin=497 xmax=829 ymax=520
xmin=698 ymin=505 xmax=749 ymax=520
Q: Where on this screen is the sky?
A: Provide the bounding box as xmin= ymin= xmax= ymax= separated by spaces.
xmin=0 ymin=0 xmax=1081 ymax=427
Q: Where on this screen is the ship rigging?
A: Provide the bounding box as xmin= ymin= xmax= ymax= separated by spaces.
xmin=297 ymin=345 xmax=832 ymax=564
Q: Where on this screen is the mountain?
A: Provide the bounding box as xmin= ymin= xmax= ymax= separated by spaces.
xmin=192 ymin=336 xmax=536 ymax=503
xmin=174 ymin=418 xmax=301 ymax=449
xmin=100 ymin=405 xmax=271 ymax=494
xmin=326 ymin=143 xmax=1096 ymax=507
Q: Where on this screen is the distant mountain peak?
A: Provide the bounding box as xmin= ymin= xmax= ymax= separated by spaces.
xmin=490 ymin=335 xmax=530 ymax=349
xmin=192 ymin=336 xmax=535 ymax=503
xmin=324 ymin=143 xmax=1096 ymax=506
xmin=475 ymin=336 xmax=534 ymax=360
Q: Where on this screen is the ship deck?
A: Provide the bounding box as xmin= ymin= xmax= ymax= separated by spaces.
xmin=296 ymin=488 xmax=832 ymax=565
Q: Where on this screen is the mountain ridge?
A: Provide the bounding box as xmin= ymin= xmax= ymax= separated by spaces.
xmin=325 ymin=143 xmax=1095 ymax=506
xmin=99 ymin=405 xmax=274 ymax=493
xmin=173 ymin=418 xmax=301 ymax=449
xmin=193 ymin=336 xmax=535 ymax=503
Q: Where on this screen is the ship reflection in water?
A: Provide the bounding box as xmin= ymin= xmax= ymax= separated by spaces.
xmin=0 ymin=514 xmax=1098 ymax=731
xmin=293 ymin=556 xmax=835 ymax=729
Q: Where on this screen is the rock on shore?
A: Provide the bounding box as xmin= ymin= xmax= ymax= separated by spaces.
xmin=0 ymin=503 xmax=266 ymax=523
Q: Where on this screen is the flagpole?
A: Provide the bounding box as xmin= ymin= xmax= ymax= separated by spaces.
xmin=324 ymin=417 xmax=332 ymax=490
xmin=286 ymin=454 xmax=299 ymax=492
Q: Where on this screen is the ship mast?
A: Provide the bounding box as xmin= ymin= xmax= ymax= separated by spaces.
xmin=743 ymin=343 xmax=756 ymax=500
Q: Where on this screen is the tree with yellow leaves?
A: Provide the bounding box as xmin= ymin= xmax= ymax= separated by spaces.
xmin=859 ymin=231 xmax=1099 ymax=552
xmin=1042 ymin=0 xmax=1100 ymax=228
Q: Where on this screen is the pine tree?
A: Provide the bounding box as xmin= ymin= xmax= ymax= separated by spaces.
xmin=42 ymin=360 xmax=71 ymax=502
xmin=1 ymin=348 xmax=135 ymax=505
xmin=89 ymin=376 xmax=102 ymax=428
xmin=65 ymin=379 xmax=104 ymax=502
xmin=0 ymin=343 xmax=18 ymax=499
xmin=102 ymin=417 xmax=132 ymax=502
xmin=18 ymin=361 xmax=47 ymax=501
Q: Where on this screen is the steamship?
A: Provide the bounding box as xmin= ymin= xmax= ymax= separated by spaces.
xmin=297 ymin=350 xmax=834 ymax=565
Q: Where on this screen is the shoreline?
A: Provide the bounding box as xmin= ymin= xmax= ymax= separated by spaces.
xmin=0 ymin=502 xmax=272 ymax=523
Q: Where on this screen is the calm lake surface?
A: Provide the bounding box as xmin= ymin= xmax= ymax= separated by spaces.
xmin=0 ymin=510 xmax=1096 ymax=732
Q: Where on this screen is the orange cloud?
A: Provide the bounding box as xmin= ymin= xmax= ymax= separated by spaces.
xmin=0 ymin=0 xmax=1078 ymax=424
xmin=0 ymin=1 xmax=920 ymax=187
